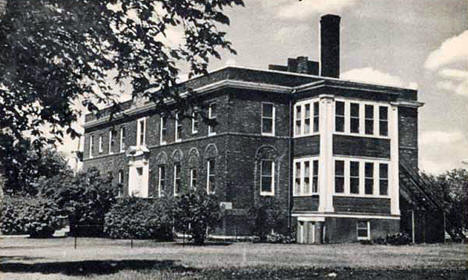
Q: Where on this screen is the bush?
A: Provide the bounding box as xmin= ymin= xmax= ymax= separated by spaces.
xmin=266 ymin=231 xmax=295 ymax=244
xmin=0 ymin=196 xmax=27 ymax=235
xmin=373 ymin=232 xmax=412 ymax=245
xmin=0 ymin=195 xmax=61 ymax=237
xmin=248 ymin=199 xmax=287 ymax=242
xmin=104 ymin=197 xmax=174 ymax=240
xmin=173 ymin=188 xmax=222 ymax=245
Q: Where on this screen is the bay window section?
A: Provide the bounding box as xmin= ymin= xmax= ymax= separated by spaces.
xmin=293 ymin=158 xmax=319 ymax=196
xmin=260 ymin=160 xmax=274 ymax=195
xmin=365 ymin=105 xmax=374 ymax=135
xmin=379 ymin=106 xmax=388 ymax=136
xmin=365 ymin=162 xmax=374 ymax=195
xmin=335 ymin=101 xmax=345 ymax=132
xmin=350 ymin=103 xmax=360 ymax=133
xmin=313 ymin=102 xmax=319 ymax=132
xmin=335 ymin=160 xmax=345 ymax=193
xmin=379 ymin=163 xmax=389 ymax=195
xmin=350 ymin=161 xmax=360 ymax=194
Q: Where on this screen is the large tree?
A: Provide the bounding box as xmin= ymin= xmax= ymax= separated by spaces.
xmin=0 ymin=0 xmax=243 ymax=165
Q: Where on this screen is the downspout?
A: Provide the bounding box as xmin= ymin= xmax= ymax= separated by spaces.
xmin=288 ymin=89 xmax=296 ymax=232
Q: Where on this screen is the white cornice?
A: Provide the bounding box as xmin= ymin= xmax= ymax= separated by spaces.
xmin=390 ymin=100 xmax=424 ymax=108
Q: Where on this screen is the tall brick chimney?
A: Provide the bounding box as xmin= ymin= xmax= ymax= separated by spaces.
xmin=320 ymin=14 xmax=341 ymax=78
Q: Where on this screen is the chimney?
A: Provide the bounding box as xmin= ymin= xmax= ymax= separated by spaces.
xmin=320 ymin=14 xmax=341 ymax=78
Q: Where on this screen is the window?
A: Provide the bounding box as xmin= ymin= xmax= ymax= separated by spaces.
xmin=262 ymin=103 xmax=275 ymax=135
xmin=350 ymin=103 xmax=360 ymax=133
xmin=312 ymin=160 xmax=319 ymax=193
xmin=379 ymin=106 xmax=388 ymax=136
xmin=98 ymin=135 xmax=103 ymax=153
xmin=379 ymin=163 xmax=389 ymax=195
xmin=313 ymin=102 xmax=319 ymax=132
xmin=207 ymin=159 xmax=216 ymax=193
xmin=192 ymin=111 xmax=199 ymax=134
xmin=190 ymin=168 xmax=197 ymax=189
xmin=174 ymin=164 xmax=181 ymax=196
xmin=118 ymin=170 xmax=124 ymax=197
xmin=335 ymin=160 xmax=345 ymax=193
xmin=365 ymin=162 xmax=374 ymax=195
xmin=350 ymin=161 xmax=360 ymax=194
xmin=175 ymin=113 xmax=182 ymax=142
xmin=89 ymin=135 xmax=94 ymax=158
xmin=357 ymin=221 xmax=370 ymax=240
xmin=335 ymin=101 xmax=345 ymax=132
xmin=137 ymin=118 xmax=146 ymax=146
xmin=294 ymin=105 xmax=301 ymax=136
xmin=294 ymin=159 xmax=319 ymax=196
xmin=208 ymin=103 xmax=217 ymax=136
xmin=109 ymin=130 xmax=115 ymax=154
xmin=303 ymin=161 xmax=310 ymax=194
xmin=304 ymin=104 xmax=310 ymax=134
xmin=158 ymin=165 xmax=166 ymax=197
xmin=260 ymin=160 xmax=275 ymax=195
xmin=365 ymin=105 xmax=374 ymax=135
xmin=120 ymin=127 xmax=126 ymax=152
xmin=294 ymin=162 xmax=301 ymax=195
xmin=160 ymin=116 xmax=167 ymax=144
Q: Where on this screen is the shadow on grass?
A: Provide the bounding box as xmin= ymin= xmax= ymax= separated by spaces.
xmin=0 ymin=259 xmax=198 ymax=276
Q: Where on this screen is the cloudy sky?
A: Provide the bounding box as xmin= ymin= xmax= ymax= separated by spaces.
xmin=61 ymin=0 xmax=468 ymax=175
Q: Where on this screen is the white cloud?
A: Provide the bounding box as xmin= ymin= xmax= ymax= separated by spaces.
xmin=424 ymin=30 xmax=468 ymax=71
xmin=435 ymin=69 xmax=468 ymax=97
xmin=341 ymin=67 xmax=416 ymax=89
xmin=420 ymin=131 xmax=465 ymax=146
xmin=260 ymin=0 xmax=357 ymax=21
xmin=275 ymin=24 xmax=309 ymax=43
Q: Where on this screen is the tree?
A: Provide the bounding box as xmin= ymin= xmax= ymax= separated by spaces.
xmin=52 ymin=167 xmax=117 ymax=236
xmin=173 ymin=188 xmax=222 ymax=245
xmin=0 ymin=0 xmax=244 ymax=179
xmin=248 ymin=199 xmax=287 ymax=242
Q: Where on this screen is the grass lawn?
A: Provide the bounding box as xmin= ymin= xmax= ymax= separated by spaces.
xmin=1 ymin=237 xmax=467 ymax=279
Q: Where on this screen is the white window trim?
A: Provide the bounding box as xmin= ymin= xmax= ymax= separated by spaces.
xmin=334 ymin=98 xmax=391 ymax=139
xmin=136 ymin=117 xmax=146 ymax=146
xmin=158 ymin=166 xmax=165 ymax=197
xmin=160 ymin=116 xmax=167 ymax=145
xmin=119 ymin=127 xmax=126 ymax=153
xmin=190 ymin=168 xmax=197 ymax=189
xmin=108 ymin=130 xmax=114 ymax=154
xmin=206 ymin=159 xmax=215 ymax=194
xmin=173 ymin=164 xmax=181 ymax=196
xmin=261 ymin=102 xmax=275 ymax=136
xmin=293 ymin=157 xmax=319 ymax=196
xmin=191 ymin=111 xmax=199 ymax=134
xmin=89 ymin=135 xmax=94 ymax=158
xmin=208 ymin=103 xmax=216 ymax=136
xmin=260 ymin=160 xmax=275 ymax=196
xmin=357 ymin=221 xmax=371 ymax=241
xmin=175 ymin=113 xmax=182 ymax=142
xmin=293 ymin=98 xmax=321 ymax=138
xmin=333 ymin=156 xmax=391 ymax=198
xmin=98 ymin=135 xmax=103 ymax=153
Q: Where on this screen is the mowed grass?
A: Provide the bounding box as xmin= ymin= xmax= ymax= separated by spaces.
xmin=1 ymin=237 xmax=467 ymax=279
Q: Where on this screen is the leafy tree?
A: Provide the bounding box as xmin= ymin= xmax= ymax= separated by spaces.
xmin=52 ymin=167 xmax=117 ymax=236
xmin=173 ymin=188 xmax=222 ymax=245
xmin=0 ymin=0 xmax=244 ymax=171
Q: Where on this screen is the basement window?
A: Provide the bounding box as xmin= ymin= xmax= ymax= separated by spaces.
xmin=357 ymin=221 xmax=370 ymax=240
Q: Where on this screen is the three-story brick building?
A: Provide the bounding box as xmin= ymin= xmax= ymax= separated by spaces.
xmin=82 ymin=14 xmax=423 ymax=243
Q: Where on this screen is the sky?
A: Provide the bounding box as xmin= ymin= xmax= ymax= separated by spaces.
xmin=60 ymin=0 xmax=468 ymax=175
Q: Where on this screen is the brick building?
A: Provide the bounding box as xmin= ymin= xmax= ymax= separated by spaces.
xmin=82 ymin=15 xmax=425 ymax=243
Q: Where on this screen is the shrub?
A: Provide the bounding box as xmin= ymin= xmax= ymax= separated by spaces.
xmin=0 ymin=195 xmax=27 ymax=235
xmin=104 ymin=197 xmax=174 ymax=240
xmin=266 ymin=231 xmax=295 ymax=244
xmin=53 ymin=168 xmax=117 ymax=236
xmin=173 ymin=188 xmax=222 ymax=245
xmin=248 ymin=199 xmax=287 ymax=242
xmin=0 ymin=195 xmax=61 ymax=237
xmin=373 ymin=232 xmax=412 ymax=245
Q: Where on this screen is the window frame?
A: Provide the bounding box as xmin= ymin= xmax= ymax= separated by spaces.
xmin=313 ymin=101 xmax=320 ymax=133
xmin=334 ymin=160 xmax=345 ymax=194
xmin=158 ymin=165 xmax=166 ymax=197
xmin=293 ymin=157 xmax=319 ymax=196
xmin=173 ymin=163 xmax=181 ymax=196
xmin=365 ymin=162 xmax=374 ymax=195
xmin=119 ymin=127 xmax=126 ymax=152
xmin=109 ymin=130 xmax=115 ymax=154
xmin=89 ymin=135 xmax=94 ymax=158
xmin=379 ymin=106 xmax=389 ymax=136
xmin=175 ymin=113 xmax=182 ymax=142
xmin=160 ymin=116 xmax=167 ymax=145
xmin=260 ymin=159 xmax=275 ymax=196
xmin=357 ymin=221 xmax=370 ymax=240
xmin=117 ymin=170 xmax=124 ymax=197
xmin=261 ymin=102 xmax=275 ymax=136
xmin=136 ymin=117 xmax=146 ymax=146
xmin=206 ymin=159 xmax=216 ymax=194
xmin=208 ymin=102 xmax=217 ymax=136
xmin=379 ymin=163 xmax=389 ymax=196
xmin=190 ymin=168 xmax=197 ymax=190
xmin=365 ymin=104 xmax=374 ymax=135
xmin=294 ymin=99 xmax=320 ymax=137
xmin=191 ymin=111 xmax=199 ymax=134
xmin=98 ymin=135 xmax=103 ymax=153
xmin=335 ymin=101 xmax=345 ymax=132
